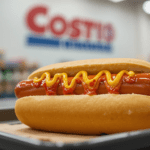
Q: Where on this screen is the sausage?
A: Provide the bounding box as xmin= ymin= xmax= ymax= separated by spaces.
xmin=15 ymin=73 xmax=150 ymax=98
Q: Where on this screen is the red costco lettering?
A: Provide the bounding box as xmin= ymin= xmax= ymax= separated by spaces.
xmin=50 ymin=16 xmax=67 ymax=36
xmin=84 ymin=21 xmax=94 ymax=39
xmin=97 ymin=23 xmax=102 ymax=41
xmin=26 ymin=6 xmax=47 ymax=34
xmin=69 ymin=19 xmax=81 ymax=39
xmin=26 ymin=6 xmax=115 ymax=42
xmin=103 ymin=24 xmax=114 ymax=42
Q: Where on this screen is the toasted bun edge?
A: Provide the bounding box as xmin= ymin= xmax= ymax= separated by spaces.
xmin=28 ymin=58 xmax=150 ymax=79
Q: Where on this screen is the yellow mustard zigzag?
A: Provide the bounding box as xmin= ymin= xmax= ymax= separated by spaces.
xmin=33 ymin=70 xmax=135 ymax=88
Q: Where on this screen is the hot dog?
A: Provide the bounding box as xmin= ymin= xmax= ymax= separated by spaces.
xmin=15 ymin=58 xmax=150 ymax=134
xmin=15 ymin=74 xmax=150 ymax=97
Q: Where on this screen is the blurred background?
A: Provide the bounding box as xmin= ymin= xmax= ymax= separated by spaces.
xmin=0 ymin=0 xmax=150 ymax=99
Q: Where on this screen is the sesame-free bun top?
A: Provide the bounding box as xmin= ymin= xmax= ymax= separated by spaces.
xmin=28 ymin=58 xmax=150 ymax=79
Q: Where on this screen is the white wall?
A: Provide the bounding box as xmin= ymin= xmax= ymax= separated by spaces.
xmin=136 ymin=2 xmax=150 ymax=61
xmin=0 ymin=0 xmax=139 ymax=67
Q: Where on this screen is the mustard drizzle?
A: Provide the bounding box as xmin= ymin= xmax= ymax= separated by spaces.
xmin=33 ymin=70 xmax=135 ymax=88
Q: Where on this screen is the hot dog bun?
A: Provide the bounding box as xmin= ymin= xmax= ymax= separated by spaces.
xmin=15 ymin=94 xmax=150 ymax=134
xmin=15 ymin=58 xmax=150 ymax=134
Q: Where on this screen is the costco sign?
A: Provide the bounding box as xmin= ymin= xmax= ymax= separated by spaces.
xmin=26 ymin=5 xmax=115 ymax=52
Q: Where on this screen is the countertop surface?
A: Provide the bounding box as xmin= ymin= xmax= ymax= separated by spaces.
xmin=0 ymin=98 xmax=16 ymax=110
